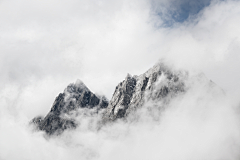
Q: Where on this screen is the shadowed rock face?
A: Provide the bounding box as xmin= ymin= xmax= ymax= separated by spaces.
xmin=31 ymin=80 xmax=108 ymax=135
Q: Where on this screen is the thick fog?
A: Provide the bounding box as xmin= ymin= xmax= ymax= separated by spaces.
xmin=1 ymin=0 xmax=240 ymax=159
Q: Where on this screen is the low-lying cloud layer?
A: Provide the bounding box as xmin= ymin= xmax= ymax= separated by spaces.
xmin=1 ymin=71 xmax=240 ymax=160
xmin=1 ymin=0 xmax=240 ymax=159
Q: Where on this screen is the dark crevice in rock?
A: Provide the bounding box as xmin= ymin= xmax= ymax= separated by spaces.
xmin=141 ymin=77 xmax=149 ymax=91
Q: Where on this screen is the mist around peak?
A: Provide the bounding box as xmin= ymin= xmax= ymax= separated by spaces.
xmin=19 ymin=62 xmax=240 ymax=160
xmin=1 ymin=0 xmax=240 ymax=159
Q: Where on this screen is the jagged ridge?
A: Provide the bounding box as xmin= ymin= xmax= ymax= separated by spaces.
xmin=103 ymin=62 xmax=187 ymax=121
xmin=31 ymin=62 xmax=188 ymax=135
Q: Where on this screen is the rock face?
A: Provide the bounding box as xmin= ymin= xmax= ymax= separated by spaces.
xmin=32 ymin=62 xmax=188 ymax=135
xmin=103 ymin=63 xmax=186 ymax=121
xmin=32 ymin=80 xmax=108 ymax=135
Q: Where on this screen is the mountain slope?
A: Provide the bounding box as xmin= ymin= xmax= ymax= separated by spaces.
xmin=31 ymin=62 xmax=189 ymax=135
xmin=31 ymin=80 xmax=108 ymax=135
xmin=103 ymin=62 xmax=187 ymax=121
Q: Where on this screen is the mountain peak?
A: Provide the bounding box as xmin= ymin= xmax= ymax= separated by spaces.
xmin=31 ymin=62 xmax=188 ymax=135
xmin=103 ymin=62 xmax=186 ymax=121
xmin=32 ymin=79 xmax=108 ymax=135
xmin=75 ymin=79 xmax=89 ymax=90
xmin=65 ymin=79 xmax=90 ymax=94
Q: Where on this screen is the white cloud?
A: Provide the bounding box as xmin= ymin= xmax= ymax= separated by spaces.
xmin=1 ymin=71 xmax=240 ymax=160
xmin=1 ymin=0 xmax=240 ymax=159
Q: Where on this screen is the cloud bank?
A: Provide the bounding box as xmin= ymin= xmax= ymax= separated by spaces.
xmin=1 ymin=0 xmax=240 ymax=159
xmin=1 ymin=71 xmax=240 ymax=160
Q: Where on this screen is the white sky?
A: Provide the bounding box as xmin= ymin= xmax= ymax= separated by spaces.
xmin=1 ymin=0 xmax=240 ymax=159
xmin=0 ymin=0 xmax=239 ymax=116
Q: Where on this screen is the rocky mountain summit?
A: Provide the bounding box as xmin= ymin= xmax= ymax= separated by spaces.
xmin=103 ymin=63 xmax=187 ymax=122
xmin=31 ymin=80 xmax=108 ymax=135
xmin=31 ymin=62 xmax=188 ymax=135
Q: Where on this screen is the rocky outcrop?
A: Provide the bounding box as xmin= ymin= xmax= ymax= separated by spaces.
xmin=103 ymin=62 xmax=187 ymax=121
xmin=31 ymin=62 xmax=188 ymax=135
xmin=31 ymin=80 xmax=108 ymax=135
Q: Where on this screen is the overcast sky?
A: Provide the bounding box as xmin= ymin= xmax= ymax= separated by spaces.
xmin=1 ymin=0 xmax=240 ymax=159
xmin=0 ymin=0 xmax=239 ymax=117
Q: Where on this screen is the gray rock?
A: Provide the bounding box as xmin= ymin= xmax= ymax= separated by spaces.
xmin=32 ymin=79 xmax=108 ymax=135
xmin=30 ymin=116 xmax=43 ymax=127
xmin=31 ymin=62 xmax=188 ymax=135
xmin=103 ymin=62 xmax=187 ymax=121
